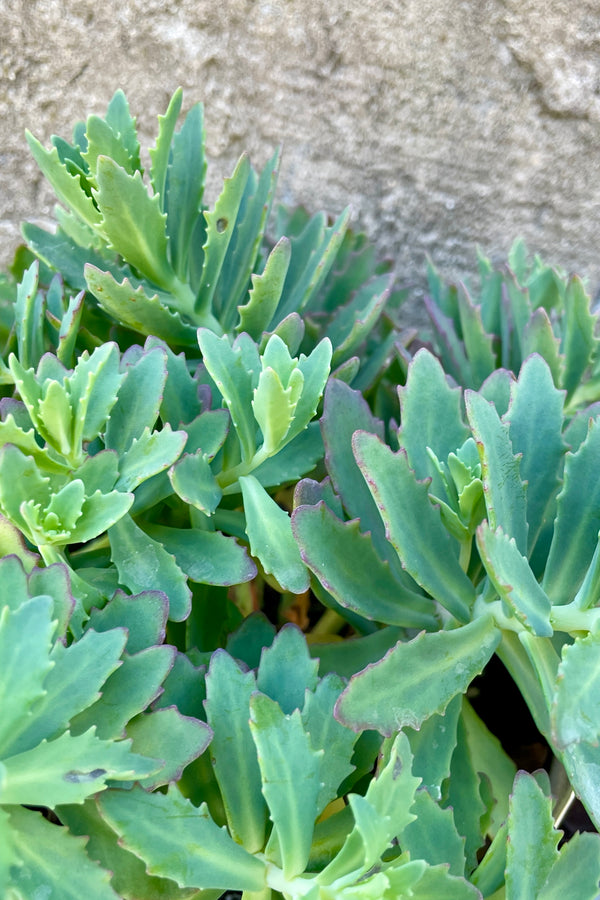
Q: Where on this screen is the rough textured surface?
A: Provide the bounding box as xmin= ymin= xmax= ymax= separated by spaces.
xmin=2 ymin=0 xmax=600 ymax=325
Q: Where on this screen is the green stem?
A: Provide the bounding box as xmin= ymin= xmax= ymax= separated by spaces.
xmin=311 ymin=608 xmax=346 ymax=639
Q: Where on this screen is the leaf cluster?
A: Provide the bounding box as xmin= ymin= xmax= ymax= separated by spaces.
xmin=2 ymin=90 xmax=600 ymax=899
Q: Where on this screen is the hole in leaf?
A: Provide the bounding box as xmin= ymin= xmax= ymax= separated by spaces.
xmin=216 ymin=217 xmax=228 ymax=233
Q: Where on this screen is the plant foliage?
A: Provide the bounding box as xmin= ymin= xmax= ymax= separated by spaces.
xmin=2 ymin=89 xmax=600 ymax=899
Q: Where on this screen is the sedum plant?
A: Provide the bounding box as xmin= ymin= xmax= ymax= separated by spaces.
xmin=12 ymin=87 xmax=401 ymax=392
xmin=423 ymin=240 xmax=599 ymax=411
xmin=2 ymin=88 xmax=600 ymax=899
xmin=293 ymin=347 xmax=600 ymax=839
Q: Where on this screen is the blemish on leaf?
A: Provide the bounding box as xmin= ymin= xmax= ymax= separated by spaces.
xmin=64 ymin=768 xmax=106 ymax=783
xmin=216 ymin=217 xmax=228 ymax=233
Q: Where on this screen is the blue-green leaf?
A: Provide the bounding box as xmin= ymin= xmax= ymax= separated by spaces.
xmin=98 ymin=785 xmax=266 ymax=891
xmin=353 ymin=430 xmax=475 ymax=623
xmin=249 ymin=692 xmax=322 ymax=878
xmin=240 ymin=474 xmax=309 ymax=594
xmin=335 ymin=616 xmax=499 ymax=736
xmin=109 ymin=515 xmax=192 ymax=621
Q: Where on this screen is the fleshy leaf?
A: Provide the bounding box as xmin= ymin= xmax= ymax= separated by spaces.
xmin=98 ymin=785 xmax=266 ymax=891
xmin=144 ymin=523 xmax=257 ymax=586
xmin=352 ymin=430 xmax=475 ymax=623
xmin=551 ymin=630 xmax=600 ymax=748
xmin=465 ymin=389 xmax=528 ymax=555
xmin=94 ymin=157 xmax=177 ymax=291
xmin=9 ymin=805 xmax=119 ymax=900
xmin=477 ymin=522 xmax=553 ymax=636
xmin=249 ymin=692 xmax=322 ymax=878
xmin=505 ymin=771 xmax=560 ymax=900
xmin=335 ymin=616 xmax=500 ymax=736
xmin=240 ymin=474 xmax=309 ymax=594
xmin=204 ymin=650 xmax=266 ymax=852
xmin=542 ymin=419 xmax=600 ymax=605
xmin=292 ymin=501 xmax=437 ymax=629
xmin=257 ymin=623 xmax=319 ymax=714
xmin=109 ymin=515 xmax=192 ymax=621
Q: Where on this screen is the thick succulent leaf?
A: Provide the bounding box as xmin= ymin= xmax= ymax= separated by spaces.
xmin=148 ymin=335 xmax=206 ymax=425
xmin=6 ymin=627 xmax=127 ymax=757
xmin=104 ymin=346 xmax=167 ymax=453
xmin=67 ymin=341 xmax=124 ymax=445
xmin=538 ymin=831 xmax=600 ymax=900
xmin=504 ymin=354 xmax=566 ymax=555
xmin=116 ymin=425 xmax=186 ymax=491
xmin=353 ymin=430 xmax=475 ymax=623
xmin=215 ymin=148 xmax=281 ymax=329
xmin=83 ymin=115 xmax=138 ymax=178
xmin=284 ymin=338 xmax=332 ymax=446
xmin=477 ymin=523 xmax=553 ymax=636
xmin=225 ymin=612 xmax=276 ymax=670
xmin=399 ymin=789 xmax=467 ymax=877
xmin=405 ymin=694 xmax=462 ymax=802
xmin=335 ymin=615 xmax=500 ymax=736
xmin=257 ymin=623 xmax=319 ymax=713
xmin=98 ymin=785 xmax=266 ymax=891
xmin=321 ymin=379 xmax=387 ymax=543
xmin=542 ymin=419 xmax=600 ymax=605
xmin=125 ymin=707 xmax=212 ymax=789
xmin=197 ymin=329 xmax=258 ymax=463
xmin=183 ymin=409 xmax=230 ymax=456
xmin=301 ymin=674 xmax=358 ymax=816
xmin=505 ymin=771 xmax=560 ymax=900
xmin=237 ymin=236 xmax=291 ymax=338
xmin=71 ymin=645 xmax=175 ymax=740
xmin=149 ymin=87 xmax=184 ymax=203
xmin=521 ymin=308 xmax=562 ymax=386
xmin=560 ymin=739 xmax=600 ymax=830
xmin=104 ymin=89 xmax=142 ymax=170
xmin=250 ymin=420 xmax=323 ymax=488
xmin=277 ymin=207 xmax=350 ymax=318
xmin=249 ymin=692 xmax=322 ymax=878
xmin=400 ymin=863 xmax=482 ymax=899
xmin=164 ymin=103 xmax=207 ymax=280
xmin=68 ymin=491 xmax=134 ymax=544
xmin=86 ymin=589 xmax=168 ymax=654
xmin=318 ymin=732 xmax=420 ymax=885
xmin=398 ymin=348 xmax=470 ymax=496
xmin=109 ymin=514 xmax=192 ymax=621
xmin=2 ymin=728 xmax=158 ymax=806
xmin=195 ymin=153 xmax=251 ymax=317
xmin=252 ymin=365 xmax=302 ymax=454
xmin=561 ymin=276 xmax=596 ymax=398
xmin=8 ymin=805 xmax=119 ymax=900
xmin=26 ymin=131 xmax=103 ymax=228
xmin=95 ymin=157 xmax=177 ymax=291
xmin=327 ymin=274 xmax=391 ymax=366
xmin=465 ymin=389 xmax=528 ymax=555
xmin=423 ymin=293 xmax=472 ymax=386
xmin=204 ymin=650 xmax=266 ymax=852
xmin=0 ymin=596 xmax=55 ymax=757
xmin=60 ymin=799 xmax=206 ymax=900
xmin=169 ymin=450 xmax=223 ymax=514
xmin=551 ymin=630 xmax=600 ymax=748
xmin=86 ymin=267 xmax=197 ymax=344
xmin=457 ymin=284 xmax=496 ymax=387
xmin=144 ymin=522 xmax=257 ymax=585
xmin=293 ymin=501 xmax=437 ymax=629
xmin=444 ymin=714 xmax=488 ymax=873
xmin=240 ymin=474 xmax=310 ymax=594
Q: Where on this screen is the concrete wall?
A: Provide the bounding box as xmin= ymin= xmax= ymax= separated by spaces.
xmin=2 ymin=0 xmax=600 ymax=325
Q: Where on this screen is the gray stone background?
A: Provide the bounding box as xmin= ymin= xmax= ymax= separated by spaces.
xmin=2 ymin=0 xmax=600 ymax=326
